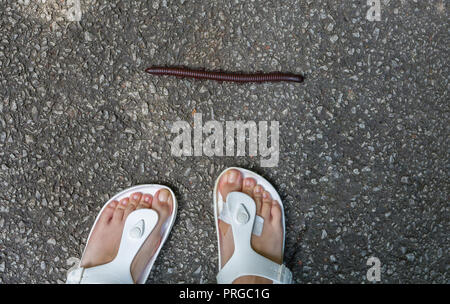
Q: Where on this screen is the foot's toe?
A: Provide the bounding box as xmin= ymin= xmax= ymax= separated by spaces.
xmin=218 ymin=169 xmax=243 ymax=201
xmin=98 ymin=200 xmax=118 ymax=224
xmin=242 ymin=177 xmax=256 ymax=197
xmin=152 ymin=189 xmax=173 ymax=218
xmin=136 ymin=194 xmax=152 ymax=210
xmin=124 ymin=192 xmax=141 ymax=218
xmin=253 ymin=185 xmax=264 ymax=215
xmin=270 ymin=200 xmax=282 ymax=225
xmin=113 ymin=197 xmax=128 ymax=222
xmin=129 ymin=192 xmax=142 ymax=207
xmin=261 ymin=190 xmax=272 ymax=218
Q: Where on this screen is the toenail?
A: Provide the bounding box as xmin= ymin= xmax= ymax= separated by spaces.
xmin=228 ymin=170 xmax=237 ymax=183
xmin=263 ymin=192 xmax=269 ymax=199
xmin=133 ymin=194 xmax=140 ymax=200
xmin=158 ymin=190 xmax=169 ymax=202
xmin=144 ymin=196 xmax=150 ymax=202
xmin=121 ymin=199 xmax=128 ymax=206
xmin=245 ymin=179 xmax=251 ymax=187
xmin=255 ymin=186 xmax=262 ymax=193
xmin=110 ymin=201 xmax=117 ymax=208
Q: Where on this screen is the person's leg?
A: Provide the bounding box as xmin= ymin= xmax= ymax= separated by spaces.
xmin=217 ymin=169 xmax=284 ymax=284
xmin=80 ymin=189 xmax=174 ymax=283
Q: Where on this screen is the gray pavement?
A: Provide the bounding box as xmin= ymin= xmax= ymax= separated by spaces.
xmin=0 ymin=0 xmax=448 ymax=283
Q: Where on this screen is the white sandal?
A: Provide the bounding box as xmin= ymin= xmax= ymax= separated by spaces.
xmin=66 ymin=184 xmax=177 ymax=284
xmin=213 ymin=167 xmax=293 ymax=284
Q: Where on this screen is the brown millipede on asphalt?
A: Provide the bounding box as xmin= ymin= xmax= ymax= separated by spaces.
xmin=145 ymin=67 xmax=304 ymax=83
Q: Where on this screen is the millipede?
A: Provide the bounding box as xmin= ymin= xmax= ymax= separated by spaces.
xmin=145 ymin=67 xmax=304 ymax=83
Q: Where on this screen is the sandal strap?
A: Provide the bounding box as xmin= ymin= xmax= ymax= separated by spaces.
xmin=219 ymin=200 xmax=264 ymax=236
xmin=216 ymin=192 xmax=292 ymax=284
xmin=66 ymin=267 xmax=84 ymax=284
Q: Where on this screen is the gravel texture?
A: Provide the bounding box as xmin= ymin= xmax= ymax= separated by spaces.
xmin=0 ymin=0 xmax=448 ymax=283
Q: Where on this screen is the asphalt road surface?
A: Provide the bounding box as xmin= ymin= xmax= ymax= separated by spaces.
xmin=0 ymin=0 xmax=448 ymax=283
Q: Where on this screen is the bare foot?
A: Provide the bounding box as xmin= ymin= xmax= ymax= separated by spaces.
xmin=217 ymin=169 xmax=284 ymax=284
xmin=80 ymin=189 xmax=173 ymax=283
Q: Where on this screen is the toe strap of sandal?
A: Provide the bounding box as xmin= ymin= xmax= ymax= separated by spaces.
xmin=66 ymin=209 xmax=159 ymax=284
xmin=216 ymin=192 xmax=293 ymax=284
xmin=218 ymin=197 xmax=264 ymax=237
